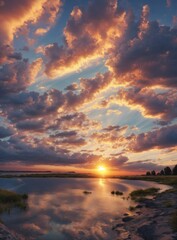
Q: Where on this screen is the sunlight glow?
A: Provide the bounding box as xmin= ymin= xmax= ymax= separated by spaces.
xmin=97 ymin=165 xmax=107 ymax=174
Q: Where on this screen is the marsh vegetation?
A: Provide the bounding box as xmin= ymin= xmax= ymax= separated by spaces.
xmin=0 ymin=189 xmax=28 ymax=213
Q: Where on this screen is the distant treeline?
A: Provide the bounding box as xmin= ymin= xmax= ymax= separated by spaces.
xmin=146 ymin=165 xmax=177 ymax=176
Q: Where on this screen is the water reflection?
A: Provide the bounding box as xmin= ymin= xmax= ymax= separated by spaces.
xmin=0 ymin=178 xmax=170 ymax=240
xmin=99 ymin=178 xmax=105 ymax=187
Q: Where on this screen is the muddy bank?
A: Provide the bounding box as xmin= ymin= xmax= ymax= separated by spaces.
xmin=0 ymin=223 xmax=25 ymax=240
xmin=113 ymin=189 xmax=177 ymax=239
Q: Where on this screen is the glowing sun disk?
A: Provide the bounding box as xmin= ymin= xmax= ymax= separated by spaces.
xmin=97 ymin=165 xmax=106 ymax=173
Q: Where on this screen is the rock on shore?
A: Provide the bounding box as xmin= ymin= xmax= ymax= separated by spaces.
xmin=0 ymin=223 xmax=25 ymax=240
xmin=113 ymin=189 xmax=177 ymax=240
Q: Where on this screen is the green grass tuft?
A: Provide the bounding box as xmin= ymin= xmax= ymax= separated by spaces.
xmin=119 ymin=176 xmax=177 ymax=187
xmin=0 ymin=189 xmax=28 ymax=213
xmin=130 ymin=187 xmax=160 ymax=201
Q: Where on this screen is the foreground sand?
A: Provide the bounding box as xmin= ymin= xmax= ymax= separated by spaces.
xmin=113 ymin=189 xmax=177 ymax=240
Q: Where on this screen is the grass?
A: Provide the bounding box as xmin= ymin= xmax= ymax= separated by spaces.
xmin=130 ymin=187 xmax=160 ymax=201
xmin=0 ymin=189 xmax=28 ymax=213
xmin=170 ymin=211 xmax=177 ymax=232
xmin=119 ymin=175 xmax=177 ymax=187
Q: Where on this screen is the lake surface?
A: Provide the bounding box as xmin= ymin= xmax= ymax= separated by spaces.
xmin=0 ymin=178 xmax=170 ymax=240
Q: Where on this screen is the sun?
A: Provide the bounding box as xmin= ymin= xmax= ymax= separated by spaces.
xmin=97 ymin=165 xmax=107 ymax=174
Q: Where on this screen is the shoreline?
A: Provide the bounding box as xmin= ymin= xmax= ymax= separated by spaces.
xmin=113 ymin=182 xmax=177 ymax=239
xmin=0 ymin=223 xmax=25 ymax=240
xmin=0 ymin=175 xmax=177 ymax=239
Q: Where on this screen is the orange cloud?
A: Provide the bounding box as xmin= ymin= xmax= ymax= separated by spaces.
xmin=43 ymin=0 xmax=127 ymax=77
xmin=0 ymin=0 xmax=62 ymax=63
xmin=35 ymin=28 xmax=50 ymax=36
xmin=109 ymin=88 xmax=177 ymax=122
xmin=127 ymin=124 xmax=177 ymax=152
xmin=0 ymin=0 xmax=45 ymax=43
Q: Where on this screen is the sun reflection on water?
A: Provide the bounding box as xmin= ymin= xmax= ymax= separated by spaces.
xmin=99 ymin=178 xmax=105 ymax=187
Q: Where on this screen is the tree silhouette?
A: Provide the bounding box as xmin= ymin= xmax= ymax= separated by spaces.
xmin=146 ymin=171 xmax=151 ymax=176
xmin=173 ymin=165 xmax=177 ymax=175
xmin=160 ymin=170 xmax=164 ymax=175
xmin=164 ymin=166 xmax=172 ymax=175
xmin=151 ymin=170 xmax=156 ymax=176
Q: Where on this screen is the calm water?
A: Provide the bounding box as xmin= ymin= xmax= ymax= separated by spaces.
xmin=0 ymin=178 xmax=169 ymax=240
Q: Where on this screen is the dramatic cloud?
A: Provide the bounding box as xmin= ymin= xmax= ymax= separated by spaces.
xmin=0 ymin=0 xmax=62 ymax=57
xmin=109 ymin=155 xmax=129 ymax=167
xmin=92 ymin=125 xmax=128 ymax=149
xmin=107 ymin=8 xmax=177 ymax=88
xmin=108 ymin=155 xmax=164 ymax=173
xmin=0 ymin=136 xmax=100 ymax=166
xmin=0 ymin=126 xmax=14 ymax=138
xmin=1 ymin=72 xmax=111 ymax=125
xmin=50 ymin=130 xmax=86 ymax=148
xmin=0 ymin=1 xmax=176 ymax=172
xmin=49 ymin=112 xmax=99 ymax=131
xmin=117 ymin=88 xmax=177 ymax=122
xmin=16 ymin=120 xmax=45 ymax=132
xmin=42 ymin=0 xmax=126 ymax=77
xmin=0 ymin=58 xmax=42 ymax=96
xmin=51 ymin=131 xmax=77 ymax=138
xmin=122 ymin=160 xmax=164 ymax=172
xmin=128 ymin=124 xmax=177 ymax=152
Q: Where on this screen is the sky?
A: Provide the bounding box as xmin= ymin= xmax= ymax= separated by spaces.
xmin=0 ymin=0 xmax=177 ymax=175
